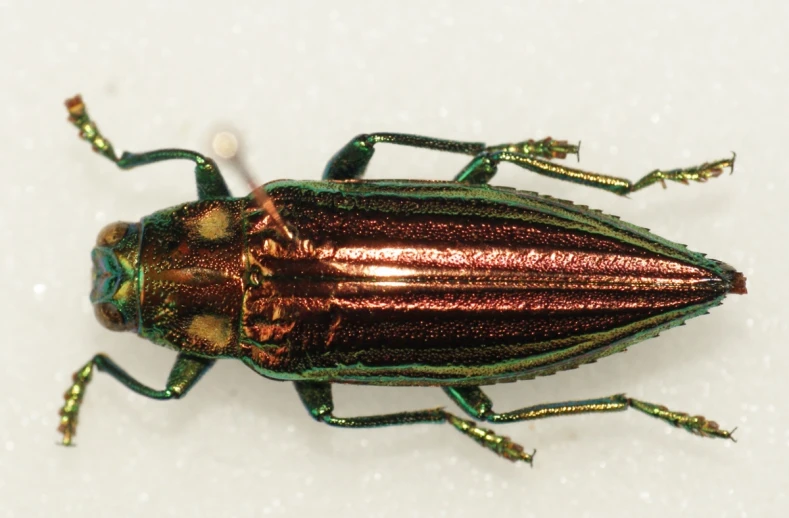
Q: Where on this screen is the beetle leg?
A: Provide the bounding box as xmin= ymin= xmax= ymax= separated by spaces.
xmin=323 ymin=133 xmax=485 ymax=180
xmin=454 ymin=148 xmax=735 ymax=192
xmin=58 ymin=353 xmax=214 ymax=446
xmin=65 ymin=95 xmax=231 ymax=200
xmin=485 ymin=137 xmax=581 ymax=162
xmin=444 ymin=386 xmax=736 ymax=441
xmin=294 ymin=381 xmax=535 ymax=464
xmin=322 ymin=133 xmax=578 ymax=181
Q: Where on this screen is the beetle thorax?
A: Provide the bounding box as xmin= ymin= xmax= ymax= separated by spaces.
xmin=135 ymin=201 xmax=246 ymax=356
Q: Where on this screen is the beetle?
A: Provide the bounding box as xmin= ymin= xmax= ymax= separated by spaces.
xmin=59 ymin=95 xmax=745 ymax=464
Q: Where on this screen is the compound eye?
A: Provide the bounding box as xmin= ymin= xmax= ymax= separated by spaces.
xmin=94 ymin=302 xmax=131 ymax=332
xmin=96 ymin=222 xmax=129 ymax=247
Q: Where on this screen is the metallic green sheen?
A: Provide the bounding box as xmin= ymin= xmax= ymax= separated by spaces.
xmin=59 ymin=95 xmax=744 ymax=463
xmin=238 ymin=180 xmax=739 ymax=386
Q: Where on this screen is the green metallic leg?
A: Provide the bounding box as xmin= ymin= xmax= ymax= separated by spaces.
xmin=455 ymin=149 xmax=735 ymax=192
xmin=294 ymin=381 xmax=535 ymax=463
xmin=444 ymin=386 xmax=736 ymax=440
xmin=322 ymin=132 xmax=579 ymax=181
xmin=65 ymin=95 xmax=231 ymax=200
xmin=58 ymin=352 xmax=214 ymax=446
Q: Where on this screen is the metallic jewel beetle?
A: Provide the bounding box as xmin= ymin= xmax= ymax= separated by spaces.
xmin=59 ymin=95 xmax=746 ymax=464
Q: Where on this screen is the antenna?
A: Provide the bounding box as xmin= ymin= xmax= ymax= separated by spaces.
xmin=211 ymin=130 xmax=297 ymax=243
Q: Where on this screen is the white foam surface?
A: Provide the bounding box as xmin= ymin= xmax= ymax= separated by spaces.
xmin=1 ymin=2 xmax=786 ymax=517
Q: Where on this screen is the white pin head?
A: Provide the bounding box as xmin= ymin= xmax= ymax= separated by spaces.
xmin=210 ymin=128 xmax=297 ymax=243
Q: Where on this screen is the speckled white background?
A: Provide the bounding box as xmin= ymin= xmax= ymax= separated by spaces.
xmin=1 ymin=1 xmax=786 ymax=517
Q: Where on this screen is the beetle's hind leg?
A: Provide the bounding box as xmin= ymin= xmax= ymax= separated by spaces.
xmin=444 ymin=386 xmax=735 ymax=441
xmin=294 ymin=381 xmax=534 ymax=464
xmin=322 ymin=133 xmax=579 ymax=181
xmin=65 ymin=95 xmax=231 ymax=200
xmin=58 ymin=353 xmax=214 ymax=446
xmin=454 ymin=146 xmax=735 ymax=192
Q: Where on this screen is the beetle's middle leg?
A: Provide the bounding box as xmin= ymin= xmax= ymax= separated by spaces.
xmin=444 ymin=386 xmax=736 ymax=440
xmin=58 ymin=352 xmax=214 ymax=446
xmin=65 ymin=95 xmax=231 ymax=200
xmin=294 ymin=381 xmax=535 ymax=463
xmin=322 ymin=133 xmax=579 ymax=181
xmin=454 ymin=148 xmax=735 ymax=192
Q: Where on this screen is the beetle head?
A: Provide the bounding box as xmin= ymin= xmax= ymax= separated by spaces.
xmin=91 ymin=221 xmax=141 ymax=332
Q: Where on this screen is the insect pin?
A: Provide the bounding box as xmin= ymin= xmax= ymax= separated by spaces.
xmin=59 ymin=94 xmax=745 ymax=465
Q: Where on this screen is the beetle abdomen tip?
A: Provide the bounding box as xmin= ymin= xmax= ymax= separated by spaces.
xmin=730 ymin=272 xmax=747 ymax=295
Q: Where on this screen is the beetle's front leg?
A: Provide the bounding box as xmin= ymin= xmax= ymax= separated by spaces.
xmin=485 ymin=137 xmax=581 ymax=162
xmin=294 ymin=381 xmax=534 ymax=463
xmin=58 ymin=352 xmax=214 ymax=445
xmin=322 ymin=133 xmax=579 ymax=181
xmin=444 ymin=386 xmax=735 ymax=440
xmin=65 ymin=95 xmax=231 ymax=200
